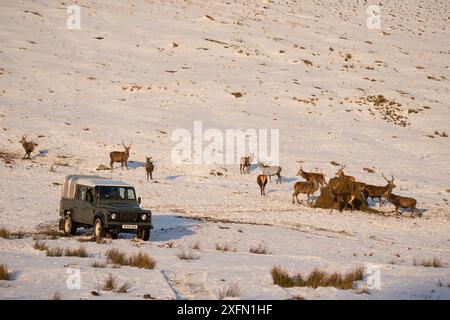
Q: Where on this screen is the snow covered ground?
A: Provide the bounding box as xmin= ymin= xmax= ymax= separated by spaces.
xmin=0 ymin=0 xmax=449 ymax=299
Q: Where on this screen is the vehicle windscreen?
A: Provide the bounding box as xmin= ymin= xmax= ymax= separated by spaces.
xmin=96 ymin=186 xmax=136 ymax=201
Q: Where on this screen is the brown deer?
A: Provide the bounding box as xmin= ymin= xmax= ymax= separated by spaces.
xmin=297 ymin=165 xmax=326 ymax=186
xmin=257 ymin=175 xmax=268 ymax=196
xmin=335 ymin=165 xmax=355 ymax=181
xmin=329 ymin=181 xmax=356 ymax=212
xmin=145 ymin=157 xmax=154 ymax=180
xmin=386 ymin=191 xmax=420 ymax=217
xmin=110 ymin=140 xmax=132 ymax=170
xmin=240 ymin=156 xmax=250 ymax=174
xmin=19 ymin=134 xmax=38 ymax=159
xmin=362 ymin=173 xmax=396 ymax=206
xmin=292 ymin=179 xmax=319 ymax=204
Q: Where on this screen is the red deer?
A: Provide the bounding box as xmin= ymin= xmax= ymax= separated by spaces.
xmin=386 ymin=191 xmax=420 ymax=217
xmin=19 ymin=134 xmax=38 ymax=159
xmin=362 ymin=173 xmax=396 ymax=206
xmin=258 ymin=162 xmax=282 ymax=184
xmin=110 ymin=140 xmax=132 ymax=170
xmin=335 ymin=165 xmax=355 ymax=181
xmin=240 ymin=155 xmax=251 ymax=174
xmin=297 ymin=165 xmax=326 ymax=186
xmin=145 ymin=157 xmax=154 ymax=180
xmin=292 ymin=179 xmax=319 ymax=205
xmin=257 ymin=175 xmax=268 ymax=195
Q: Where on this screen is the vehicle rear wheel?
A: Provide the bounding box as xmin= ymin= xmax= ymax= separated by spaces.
xmin=137 ymin=228 xmax=150 ymax=241
xmin=93 ymin=218 xmax=105 ymax=241
xmin=63 ymin=214 xmax=77 ymax=235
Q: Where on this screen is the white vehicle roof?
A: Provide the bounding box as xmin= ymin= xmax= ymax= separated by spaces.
xmin=61 ymin=175 xmax=133 ymax=199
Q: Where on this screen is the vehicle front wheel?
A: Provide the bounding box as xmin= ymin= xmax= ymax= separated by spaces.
xmin=63 ymin=214 xmax=77 ymax=235
xmin=137 ymin=228 xmax=150 ymax=241
xmin=93 ymin=218 xmax=105 ymax=241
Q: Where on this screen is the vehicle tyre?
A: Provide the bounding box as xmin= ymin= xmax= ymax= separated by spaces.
xmin=93 ymin=218 xmax=105 ymax=241
xmin=137 ymin=228 xmax=150 ymax=241
xmin=63 ymin=214 xmax=77 ymax=235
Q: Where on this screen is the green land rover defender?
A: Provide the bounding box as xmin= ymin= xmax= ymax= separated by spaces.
xmin=59 ymin=175 xmax=152 ymax=241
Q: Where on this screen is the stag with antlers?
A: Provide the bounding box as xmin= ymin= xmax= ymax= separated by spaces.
xmin=335 ymin=164 xmax=355 ymax=181
xmin=19 ymin=134 xmax=38 ymax=159
xmin=110 ymin=140 xmax=132 ymax=170
xmin=362 ymin=173 xmax=396 ymax=206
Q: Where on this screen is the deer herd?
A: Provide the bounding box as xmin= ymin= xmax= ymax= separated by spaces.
xmin=250 ymin=159 xmax=420 ymax=217
xmin=16 ymin=134 xmax=420 ymax=217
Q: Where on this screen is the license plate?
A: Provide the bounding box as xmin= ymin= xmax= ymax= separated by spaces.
xmin=122 ymin=224 xmax=138 ymax=230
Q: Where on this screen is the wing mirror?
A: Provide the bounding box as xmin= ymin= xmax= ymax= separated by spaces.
xmin=138 ymin=197 xmax=141 ymax=205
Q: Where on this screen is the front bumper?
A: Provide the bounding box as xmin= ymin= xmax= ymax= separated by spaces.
xmin=104 ymin=221 xmax=153 ymax=232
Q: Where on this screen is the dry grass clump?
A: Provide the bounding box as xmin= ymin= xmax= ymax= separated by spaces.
xmin=218 ymin=283 xmax=240 ymax=300
xmin=216 ymin=243 xmax=236 ymax=252
xmin=249 ymin=245 xmax=270 ymax=255
xmin=46 ymin=246 xmax=89 ymax=257
xmin=0 ymin=228 xmax=10 ymax=239
xmin=46 ymin=246 xmax=64 ymax=257
xmin=413 ymin=257 xmax=444 ymax=268
xmin=101 ymin=274 xmax=133 ymax=293
xmin=102 ymin=274 xmax=117 ymax=291
xmin=0 ymin=263 xmax=11 ymax=280
xmin=106 ymin=248 xmax=128 ymax=265
xmin=127 ymin=251 xmax=156 ymax=269
xmin=64 ymin=246 xmax=89 ymax=257
xmin=116 ymin=281 xmax=133 ymax=293
xmin=33 ymin=240 xmax=48 ymax=251
xmin=106 ymin=248 xmax=155 ymax=269
xmin=91 ymin=260 xmax=107 ymax=268
xmin=271 ymin=266 xmax=364 ymax=290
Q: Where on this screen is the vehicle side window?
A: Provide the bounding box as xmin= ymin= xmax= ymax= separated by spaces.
xmin=76 ymin=185 xmax=87 ymax=201
xmin=127 ymin=188 xmax=136 ymax=200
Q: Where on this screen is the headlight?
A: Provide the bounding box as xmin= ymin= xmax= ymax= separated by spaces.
xmin=110 ymin=213 xmax=117 ymax=220
xmin=141 ymin=214 xmax=147 ymax=221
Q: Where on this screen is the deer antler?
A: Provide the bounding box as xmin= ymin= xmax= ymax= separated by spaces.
xmin=128 ymin=139 xmax=133 ymax=148
xmin=382 ymin=172 xmax=389 ymax=182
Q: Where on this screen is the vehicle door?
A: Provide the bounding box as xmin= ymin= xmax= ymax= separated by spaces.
xmin=72 ymin=185 xmax=87 ymax=223
xmin=82 ymin=187 xmax=96 ymax=224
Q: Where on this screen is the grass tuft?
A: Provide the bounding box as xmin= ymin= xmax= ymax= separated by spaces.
xmin=249 ymin=245 xmax=270 ymax=255
xmin=64 ymin=246 xmax=89 ymax=257
xmin=271 ymin=265 xmax=364 ymax=290
xmin=216 ymin=243 xmax=236 ymax=252
xmin=33 ymin=240 xmax=48 ymax=251
xmin=116 ymin=281 xmax=133 ymax=293
xmin=414 ymin=257 xmax=443 ymax=268
xmin=0 ymin=228 xmax=10 ymax=239
xmin=91 ymin=260 xmax=107 ymax=268
xmin=218 ymin=283 xmax=240 ymax=300
xmin=127 ymin=251 xmax=156 ymax=269
xmin=46 ymin=246 xmax=63 ymax=257
xmin=102 ymin=274 xmax=117 ymax=291
xmin=106 ymin=248 xmax=155 ymax=269
xmin=0 ymin=263 xmax=11 ymax=280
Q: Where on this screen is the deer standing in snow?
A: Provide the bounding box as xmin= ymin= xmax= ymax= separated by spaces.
xmin=257 ymin=175 xmax=268 ymax=196
xmin=19 ymin=134 xmax=38 ymax=159
xmin=110 ymin=140 xmax=132 ymax=170
xmin=257 ymin=162 xmax=282 ymax=184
